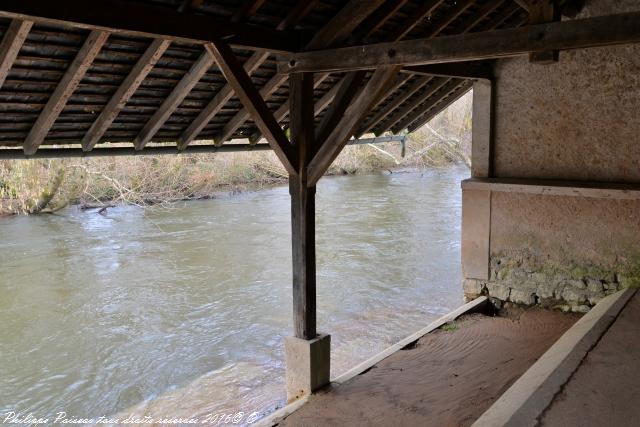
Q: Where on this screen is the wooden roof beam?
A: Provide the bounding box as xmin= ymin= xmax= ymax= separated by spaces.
xmin=307 ymin=66 xmax=401 ymax=185
xmin=177 ymin=0 xmax=318 ymax=149
xmin=83 ymin=39 xmax=169 ymax=151
xmin=388 ymin=0 xmax=447 ymax=41
xmin=134 ymin=49 xmax=214 ymax=150
xmin=357 ymin=76 xmax=430 ymax=137
xmin=214 ymin=0 xmax=387 ymax=145
xmin=23 ymin=30 xmax=108 ymax=155
xmin=0 ymin=0 xmax=299 ymax=53
xmin=250 ymin=0 xmax=405 ymax=144
xmin=278 ymin=12 xmax=640 ymax=73
xmin=375 ymin=77 xmax=449 ymax=135
xmin=407 ymin=82 xmax=473 ymax=132
xmin=208 ymin=41 xmax=296 ymax=175
xmin=315 ymin=71 xmax=367 ymax=146
xmin=248 ymin=73 xmax=330 ymax=143
xmin=391 ymin=79 xmax=465 ymax=133
xmin=0 ymin=19 xmax=32 ymax=90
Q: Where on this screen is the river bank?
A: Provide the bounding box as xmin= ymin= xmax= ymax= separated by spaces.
xmin=0 ymin=90 xmax=472 ymax=215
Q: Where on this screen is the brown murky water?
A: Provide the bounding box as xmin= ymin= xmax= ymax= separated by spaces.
xmin=0 ymin=166 xmax=467 ymax=421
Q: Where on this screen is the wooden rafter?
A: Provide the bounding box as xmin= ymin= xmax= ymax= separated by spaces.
xmin=231 ymin=0 xmax=268 ymax=23
xmin=357 ymin=76 xmax=430 ymax=136
xmin=307 ymin=66 xmax=400 ymax=185
xmin=134 ymin=49 xmax=214 ymax=150
xmin=0 ymin=19 xmax=32 ymax=90
xmin=83 ymin=39 xmax=169 ymax=151
xmin=354 ymin=0 xmax=488 ymax=138
xmin=387 ymin=0 xmax=446 ymax=41
xmin=23 ymin=30 xmax=108 ymax=155
xmin=376 ymin=77 xmax=449 ymax=134
xmin=392 ymin=79 xmax=465 ymax=133
xmin=279 ymin=12 xmax=640 ymax=73
xmin=249 ymin=73 xmax=330 ymax=143
xmin=207 ymin=41 xmax=296 ymax=175
xmin=0 ymin=0 xmax=298 ymax=53
xmin=215 ymin=0 xmax=387 ymax=146
xmin=178 ymin=0 xmax=318 ymax=149
xmin=315 ymin=71 xmax=367 ymax=146
xmin=407 ymin=82 xmax=473 ymax=132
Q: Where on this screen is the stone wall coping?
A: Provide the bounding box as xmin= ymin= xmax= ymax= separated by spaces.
xmin=462 ymin=178 xmax=640 ymax=200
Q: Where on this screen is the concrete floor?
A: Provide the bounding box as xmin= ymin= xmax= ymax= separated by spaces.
xmin=540 ymin=291 xmax=640 ymax=427
xmin=275 ymin=308 xmax=578 ymax=427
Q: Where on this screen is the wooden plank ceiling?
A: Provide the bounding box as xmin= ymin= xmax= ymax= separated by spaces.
xmin=0 ymin=0 xmax=527 ymax=154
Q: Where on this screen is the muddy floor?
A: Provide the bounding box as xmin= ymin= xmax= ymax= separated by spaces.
xmin=277 ymin=306 xmax=580 ymax=427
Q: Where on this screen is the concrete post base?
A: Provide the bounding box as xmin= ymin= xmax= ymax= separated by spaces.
xmin=284 ymin=333 xmax=330 ymax=402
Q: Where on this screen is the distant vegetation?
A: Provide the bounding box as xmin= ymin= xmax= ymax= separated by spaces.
xmin=0 ymin=92 xmax=471 ymax=215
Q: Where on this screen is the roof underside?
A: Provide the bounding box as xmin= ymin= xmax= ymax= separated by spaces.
xmin=0 ymin=0 xmax=527 ymax=153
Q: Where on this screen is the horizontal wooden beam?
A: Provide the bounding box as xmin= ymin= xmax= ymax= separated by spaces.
xmin=23 ymin=30 xmax=108 ymax=155
xmin=403 ymin=62 xmax=493 ymax=80
xmin=278 ymin=12 xmax=640 ymax=73
xmin=0 ymin=19 xmax=32 ymax=90
xmin=83 ymin=38 xmax=170 ymax=151
xmin=2 ymin=144 xmax=273 ymax=159
xmin=0 ymin=0 xmax=299 ymax=53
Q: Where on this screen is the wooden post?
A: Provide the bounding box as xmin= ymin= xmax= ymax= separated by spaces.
xmin=289 ymin=72 xmax=316 ymax=340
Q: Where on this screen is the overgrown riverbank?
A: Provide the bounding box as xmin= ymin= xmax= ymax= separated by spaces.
xmin=0 ymin=93 xmax=471 ymax=215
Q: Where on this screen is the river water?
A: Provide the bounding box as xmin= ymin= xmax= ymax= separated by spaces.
xmin=0 ymin=165 xmax=468 ymax=421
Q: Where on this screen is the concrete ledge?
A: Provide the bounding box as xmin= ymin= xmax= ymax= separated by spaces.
xmin=462 ymin=178 xmax=640 ymax=200
xmin=472 ymin=288 xmax=636 ymax=427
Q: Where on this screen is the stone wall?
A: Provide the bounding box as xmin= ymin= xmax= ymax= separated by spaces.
xmin=462 ymin=0 xmax=640 ymax=310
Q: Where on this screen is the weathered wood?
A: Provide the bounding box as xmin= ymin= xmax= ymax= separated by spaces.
xmin=528 ymin=0 xmax=560 ymax=63
xmin=307 ymin=66 xmax=400 ymax=185
xmin=178 ymin=0 xmax=317 ymax=149
xmin=470 ymin=79 xmax=492 ymax=178
xmin=250 ymin=73 xmax=330 ymax=143
xmin=0 ymin=19 xmax=32 ymax=90
xmin=289 ymin=72 xmax=316 ymax=339
xmin=377 ymin=77 xmax=449 ymax=134
xmin=278 ymin=12 xmax=640 ymax=73
xmin=356 ymin=0 xmax=494 ymax=138
xmin=391 ymin=79 xmax=460 ymax=133
xmin=358 ymin=76 xmax=429 ymax=136
xmin=23 ymin=30 xmax=108 ymax=155
xmin=207 ymin=41 xmax=296 ymax=175
xmin=290 ymin=178 xmax=317 ymax=339
xmin=217 ymin=0 xmax=387 ymax=145
xmin=231 ymin=0 xmax=268 ymax=22
xmin=392 ymin=79 xmax=465 ymax=133
xmin=134 ymin=49 xmax=214 ymax=150
xmin=315 ymin=71 xmax=367 ymax=146
xmin=83 ymin=39 xmax=169 ymax=151
xmin=406 ymin=81 xmax=473 ymax=131
xmin=387 ymin=0 xmax=446 ymax=41
xmin=0 ymin=0 xmax=299 ymax=53
xmin=178 ymin=50 xmax=269 ymax=149
xmin=306 ymin=0 xmax=387 ymax=50
xmin=353 ymin=74 xmax=411 ymax=138
xmin=403 ymin=62 xmax=493 ymax=80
